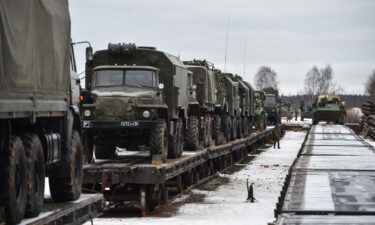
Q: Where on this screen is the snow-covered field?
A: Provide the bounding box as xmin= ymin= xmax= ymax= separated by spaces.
xmin=86 ymin=131 xmax=307 ymax=225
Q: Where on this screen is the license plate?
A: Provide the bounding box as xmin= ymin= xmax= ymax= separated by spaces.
xmin=120 ymin=121 xmax=139 ymax=127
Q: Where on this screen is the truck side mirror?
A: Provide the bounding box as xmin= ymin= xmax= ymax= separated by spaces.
xmin=86 ymin=47 xmax=93 ymax=62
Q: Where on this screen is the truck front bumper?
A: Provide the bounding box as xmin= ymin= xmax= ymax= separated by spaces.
xmin=82 ymin=120 xmax=160 ymax=129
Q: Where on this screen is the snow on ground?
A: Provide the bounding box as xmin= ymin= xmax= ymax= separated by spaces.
xmin=281 ymin=116 xmax=312 ymax=127
xmin=86 ymin=131 xmax=306 ymax=225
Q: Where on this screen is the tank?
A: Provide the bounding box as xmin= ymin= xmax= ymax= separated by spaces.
xmin=312 ymin=94 xmax=346 ymax=125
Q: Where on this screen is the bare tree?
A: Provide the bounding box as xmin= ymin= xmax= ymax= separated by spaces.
xmin=304 ymin=65 xmax=320 ymax=97
xmin=365 ymin=70 xmax=375 ymax=101
xmin=319 ymin=65 xmax=333 ymax=94
xmin=304 ymin=64 xmax=344 ymax=104
xmin=254 ymin=66 xmax=279 ymax=90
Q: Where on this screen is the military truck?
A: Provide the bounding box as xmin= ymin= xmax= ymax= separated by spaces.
xmin=231 ymin=75 xmax=252 ymax=137
xmin=81 ymin=43 xmax=192 ymax=161
xmin=217 ymin=73 xmax=242 ymax=141
xmin=244 ymin=81 xmax=256 ymax=132
xmin=312 ymin=94 xmax=346 ymax=125
xmin=0 ymin=1 xmax=83 ymax=224
xmin=183 ymin=60 xmax=223 ymax=149
xmin=265 ymin=93 xmax=280 ymax=125
xmin=254 ymin=91 xmax=267 ymax=131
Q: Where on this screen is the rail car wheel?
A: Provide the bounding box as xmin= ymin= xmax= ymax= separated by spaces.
xmin=168 ymin=119 xmax=183 ymax=159
xmin=150 ymin=120 xmax=168 ymax=160
xmin=50 ymin=131 xmax=83 ymax=201
xmin=212 ymin=115 xmax=224 ymax=145
xmin=2 ymin=136 xmax=28 ymax=224
xmin=22 ymin=134 xmax=45 ymax=217
xmin=94 ymin=144 xmax=116 ymax=159
xmin=185 ymin=116 xmax=199 ymax=150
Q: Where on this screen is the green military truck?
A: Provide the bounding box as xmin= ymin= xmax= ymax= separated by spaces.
xmin=231 ymin=75 xmax=252 ymax=137
xmin=81 ymin=43 xmax=193 ymax=161
xmin=254 ymin=91 xmax=267 ymax=131
xmin=0 ymin=1 xmax=83 ymax=224
xmin=217 ymin=73 xmax=242 ymax=141
xmin=183 ymin=60 xmax=223 ymax=149
xmin=312 ymin=94 xmax=346 ymax=125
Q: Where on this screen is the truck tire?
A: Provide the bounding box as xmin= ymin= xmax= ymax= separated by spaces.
xmin=212 ymin=115 xmax=223 ymax=145
xmin=242 ymin=117 xmax=249 ymax=136
xmin=94 ymin=144 xmax=116 ymax=159
xmin=2 ymin=136 xmax=27 ymax=224
xmin=237 ymin=117 xmax=243 ymax=139
xmin=150 ymin=120 xmax=168 ymax=159
xmin=185 ymin=116 xmax=199 ymax=150
xmin=49 ymin=131 xmax=83 ymax=201
xmin=22 ymin=134 xmax=45 ymax=218
xmin=231 ymin=117 xmax=237 ymax=141
xmin=168 ymin=119 xmax=183 ymax=159
xmin=223 ymin=115 xmax=231 ymax=142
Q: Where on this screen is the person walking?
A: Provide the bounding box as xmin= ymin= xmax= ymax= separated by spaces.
xmin=273 ymin=124 xmax=281 ymax=149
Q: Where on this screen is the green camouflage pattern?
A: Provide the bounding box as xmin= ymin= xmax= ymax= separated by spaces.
xmin=313 ymin=95 xmax=346 ymax=123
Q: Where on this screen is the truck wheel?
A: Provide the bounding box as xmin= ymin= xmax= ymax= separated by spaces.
xmin=212 ymin=115 xmax=223 ymax=145
xmin=242 ymin=117 xmax=249 ymax=136
xmin=202 ymin=114 xmax=212 ymax=147
xmin=168 ymin=119 xmax=183 ymax=159
xmin=94 ymin=144 xmax=116 ymax=159
xmin=2 ymin=136 xmax=28 ymax=224
xmin=231 ymin=117 xmax=237 ymax=141
xmin=185 ymin=116 xmax=199 ymax=150
xmin=223 ymin=115 xmax=231 ymax=142
xmin=150 ymin=120 xmax=168 ymax=159
xmin=49 ymin=131 xmax=83 ymax=201
xmin=22 ymin=134 xmax=45 ymax=218
xmin=237 ymin=117 xmax=243 ymax=139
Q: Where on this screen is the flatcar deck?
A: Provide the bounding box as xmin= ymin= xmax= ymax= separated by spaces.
xmin=275 ymin=124 xmax=375 ymax=224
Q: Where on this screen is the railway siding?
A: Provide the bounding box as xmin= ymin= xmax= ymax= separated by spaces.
xmin=275 ymin=124 xmax=375 ymax=224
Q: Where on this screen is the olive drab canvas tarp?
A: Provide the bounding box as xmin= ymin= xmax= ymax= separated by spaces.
xmin=0 ymin=0 xmax=71 ymax=95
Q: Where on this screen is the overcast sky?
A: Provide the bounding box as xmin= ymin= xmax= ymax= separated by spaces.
xmin=70 ymin=0 xmax=375 ymax=95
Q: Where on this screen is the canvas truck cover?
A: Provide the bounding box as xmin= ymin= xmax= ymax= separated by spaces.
xmin=0 ymin=0 xmax=71 ymax=114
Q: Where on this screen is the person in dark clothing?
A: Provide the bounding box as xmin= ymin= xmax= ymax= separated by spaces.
xmin=273 ymin=124 xmax=281 ymax=149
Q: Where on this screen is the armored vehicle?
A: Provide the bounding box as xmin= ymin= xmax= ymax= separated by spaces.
xmin=183 ymin=60 xmax=223 ymax=149
xmin=81 ymin=43 xmax=192 ymax=161
xmin=312 ymin=95 xmax=346 ymax=125
xmin=254 ymin=91 xmax=267 ymax=131
xmin=0 ymin=1 xmax=83 ymax=224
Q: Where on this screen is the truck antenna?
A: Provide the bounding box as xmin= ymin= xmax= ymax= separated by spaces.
xmin=243 ymin=28 xmax=247 ymax=78
xmin=224 ymin=9 xmax=231 ymax=73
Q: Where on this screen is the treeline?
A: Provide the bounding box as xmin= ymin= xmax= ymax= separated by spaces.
xmin=281 ymin=94 xmax=367 ymax=109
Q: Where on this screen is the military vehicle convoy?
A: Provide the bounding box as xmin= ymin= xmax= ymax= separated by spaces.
xmin=312 ymin=94 xmax=346 ymax=125
xmin=0 ymin=1 xmax=84 ymax=224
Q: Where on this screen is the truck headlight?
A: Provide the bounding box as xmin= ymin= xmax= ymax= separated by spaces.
xmin=84 ymin=110 xmax=91 ymax=117
xmin=143 ymin=110 xmax=150 ymax=118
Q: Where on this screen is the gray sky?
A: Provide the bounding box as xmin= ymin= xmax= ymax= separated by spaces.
xmin=70 ymin=0 xmax=375 ymax=95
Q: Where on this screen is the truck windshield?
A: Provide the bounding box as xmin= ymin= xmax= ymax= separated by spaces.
xmin=125 ymin=70 xmax=156 ymax=88
xmin=265 ymin=96 xmax=276 ymax=104
xmin=93 ymin=69 xmax=157 ymax=88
